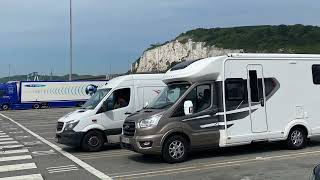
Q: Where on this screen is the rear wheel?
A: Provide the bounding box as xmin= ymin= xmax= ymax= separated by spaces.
xmin=287 ymin=127 xmax=307 ymax=150
xmin=81 ymin=131 xmax=105 ymax=152
xmin=1 ymin=104 xmax=9 ymax=111
xmin=33 ymin=104 xmax=40 ymax=109
xmin=162 ymin=135 xmax=188 ymax=163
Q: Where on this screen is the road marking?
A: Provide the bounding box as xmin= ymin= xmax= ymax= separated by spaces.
xmin=0 ymin=133 xmax=6 ymax=136
xmin=0 ymin=174 xmax=43 ymax=180
xmin=0 ymin=141 xmax=18 ymax=145
xmin=79 ymin=152 xmax=135 ymax=160
xmin=0 ymin=145 xmax=24 ymax=149
xmin=15 ymin=136 xmax=30 ymax=140
xmin=47 ymin=165 xmax=78 ymax=173
xmin=112 ymin=149 xmax=320 ymax=179
xmin=0 ymin=163 xmax=37 ymax=173
xmin=0 ymin=155 xmax=32 ymax=162
xmin=0 ymin=149 xmax=29 ymax=155
xmin=0 ymin=135 xmax=9 ymax=138
xmin=23 ymin=141 xmax=43 ymax=146
xmin=6 ymin=128 xmax=18 ymax=131
xmin=0 ymin=138 xmax=14 ymax=141
xmin=32 ymin=149 xmax=56 ymax=156
xmin=8 ymin=131 xmax=24 ymax=134
xmin=0 ymin=113 xmax=112 ymax=180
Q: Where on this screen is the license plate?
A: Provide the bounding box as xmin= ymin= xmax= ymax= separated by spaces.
xmin=122 ymin=137 xmax=130 ymax=144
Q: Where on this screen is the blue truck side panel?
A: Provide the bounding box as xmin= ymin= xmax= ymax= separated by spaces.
xmin=0 ymin=80 xmax=107 ymax=110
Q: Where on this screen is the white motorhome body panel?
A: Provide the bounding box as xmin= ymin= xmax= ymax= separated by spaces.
xmin=20 ymin=81 xmax=106 ymax=103
xmin=223 ymin=56 xmax=320 ymax=146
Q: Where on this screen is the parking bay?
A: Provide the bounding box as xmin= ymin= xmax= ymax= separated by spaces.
xmin=1 ymin=108 xmax=320 ymax=180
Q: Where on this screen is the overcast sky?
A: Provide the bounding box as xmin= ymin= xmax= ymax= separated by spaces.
xmin=0 ymin=0 xmax=319 ymax=77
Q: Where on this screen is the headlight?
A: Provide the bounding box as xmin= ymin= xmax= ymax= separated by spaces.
xmin=138 ymin=114 xmax=162 ymax=128
xmin=64 ymin=120 xmax=79 ymax=130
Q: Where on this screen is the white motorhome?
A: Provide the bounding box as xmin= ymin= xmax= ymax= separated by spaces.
xmin=121 ymin=53 xmax=320 ymax=163
xmin=56 ymin=74 xmax=166 ymax=151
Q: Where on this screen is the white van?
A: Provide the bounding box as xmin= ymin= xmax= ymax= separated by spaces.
xmin=56 ymin=74 xmax=166 ymax=151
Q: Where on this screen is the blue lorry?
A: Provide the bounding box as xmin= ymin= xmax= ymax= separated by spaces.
xmin=0 ymin=81 xmax=107 ymax=110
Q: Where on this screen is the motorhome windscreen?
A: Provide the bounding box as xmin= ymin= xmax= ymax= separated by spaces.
xmin=170 ymin=59 xmax=200 ymax=71
xmin=82 ymin=88 xmax=111 ymax=109
xmin=147 ymin=83 xmax=190 ymax=109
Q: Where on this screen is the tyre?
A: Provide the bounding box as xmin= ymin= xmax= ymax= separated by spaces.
xmin=287 ymin=127 xmax=307 ymax=150
xmin=33 ymin=104 xmax=40 ymax=109
xmin=1 ymin=104 xmax=9 ymax=111
xmin=81 ymin=131 xmax=105 ymax=152
xmin=162 ymin=135 xmax=189 ymax=163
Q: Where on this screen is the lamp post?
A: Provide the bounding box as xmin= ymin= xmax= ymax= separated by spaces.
xmin=69 ymin=0 xmax=73 ymax=81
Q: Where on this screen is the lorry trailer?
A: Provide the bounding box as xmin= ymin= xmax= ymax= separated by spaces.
xmin=0 ymin=81 xmax=107 ymax=110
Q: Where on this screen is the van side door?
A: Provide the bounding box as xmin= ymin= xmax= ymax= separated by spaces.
xmin=99 ymin=87 xmax=133 ymax=135
xmin=171 ymin=83 xmax=220 ymax=148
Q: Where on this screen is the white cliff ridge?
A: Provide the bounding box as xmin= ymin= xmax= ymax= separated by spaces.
xmin=132 ymin=39 xmax=243 ymax=73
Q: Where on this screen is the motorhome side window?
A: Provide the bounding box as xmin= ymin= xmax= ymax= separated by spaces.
xmin=173 ymin=84 xmax=212 ymax=117
xmin=249 ymin=70 xmax=260 ymax=102
xmin=312 ymin=65 xmax=320 ymax=84
xmin=226 ymin=79 xmax=245 ymax=101
xmin=105 ymin=88 xmax=131 ymax=111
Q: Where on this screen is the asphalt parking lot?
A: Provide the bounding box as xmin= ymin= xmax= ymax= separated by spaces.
xmin=1 ymin=108 xmax=320 ymax=180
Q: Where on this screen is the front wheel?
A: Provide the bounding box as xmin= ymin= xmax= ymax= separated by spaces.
xmin=1 ymin=104 xmax=9 ymax=111
xmin=81 ymin=131 xmax=105 ymax=152
xmin=287 ymin=127 xmax=307 ymax=150
xmin=162 ymin=135 xmax=188 ymax=163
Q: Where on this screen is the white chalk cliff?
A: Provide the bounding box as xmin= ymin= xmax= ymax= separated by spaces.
xmin=132 ymin=39 xmax=243 ymax=73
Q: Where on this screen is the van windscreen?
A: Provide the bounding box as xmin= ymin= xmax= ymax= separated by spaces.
xmin=147 ymin=83 xmax=190 ymax=109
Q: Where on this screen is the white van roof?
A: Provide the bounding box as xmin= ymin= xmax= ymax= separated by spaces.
xmin=100 ymin=74 xmax=164 ymax=89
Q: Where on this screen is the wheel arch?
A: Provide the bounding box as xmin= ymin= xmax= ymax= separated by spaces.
xmin=285 ymin=121 xmax=310 ymax=139
xmin=160 ymin=130 xmax=191 ymax=147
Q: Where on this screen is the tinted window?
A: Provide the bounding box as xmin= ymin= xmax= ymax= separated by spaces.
xmin=173 ymin=84 xmax=212 ymax=117
xmin=312 ymin=65 xmax=320 ymax=84
xmin=171 ymin=59 xmax=199 ymax=71
xmin=249 ymin=70 xmax=259 ymax=102
xmin=226 ymin=79 xmax=245 ymax=101
xmin=106 ymin=88 xmax=131 ymax=111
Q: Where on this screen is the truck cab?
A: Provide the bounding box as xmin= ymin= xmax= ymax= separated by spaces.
xmin=56 ymin=74 xmax=166 ymax=151
xmin=0 ymin=82 xmax=18 ymax=110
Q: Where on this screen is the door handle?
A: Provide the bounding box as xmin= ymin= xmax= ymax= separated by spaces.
xmin=125 ymin=112 xmax=132 ymax=115
xmin=260 ymin=98 xmax=264 ymax=107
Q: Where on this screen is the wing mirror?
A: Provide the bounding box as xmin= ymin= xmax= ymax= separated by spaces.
xmin=144 ymin=102 xmax=149 ymax=108
xmin=184 ymin=100 xmax=194 ymax=115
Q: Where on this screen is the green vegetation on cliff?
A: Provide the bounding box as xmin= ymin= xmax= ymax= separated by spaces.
xmin=176 ymin=24 xmax=320 ymax=53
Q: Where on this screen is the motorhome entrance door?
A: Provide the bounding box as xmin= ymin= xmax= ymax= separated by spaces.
xmin=247 ymin=65 xmax=268 ymax=132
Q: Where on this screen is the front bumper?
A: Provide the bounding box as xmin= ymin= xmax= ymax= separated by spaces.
xmin=120 ymin=134 xmax=163 ymax=155
xmin=56 ymin=130 xmax=84 ymax=147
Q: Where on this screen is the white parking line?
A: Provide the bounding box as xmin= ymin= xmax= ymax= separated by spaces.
xmin=0 ymin=135 xmax=9 ymax=138
xmin=0 ymin=174 xmax=44 ymax=180
xmin=0 ymin=149 xmax=29 ymax=155
xmin=0 ymin=141 xmax=18 ymax=145
xmin=0 ymin=133 xmax=6 ymax=136
xmin=47 ymin=165 xmax=79 ymax=173
xmin=0 ymin=145 xmax=24 ymax=149
xmin=0 ymin=138 xmax=14 ymax=142
xmin=0 ymin=113 xmax=112 ymax=180
xmin=0 ymin=163 xmax=37 ymax=173
xmin=0 ymin=155 xmax=32 ymax=162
